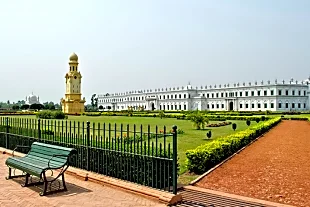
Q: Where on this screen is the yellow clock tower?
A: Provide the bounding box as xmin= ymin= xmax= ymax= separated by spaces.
xmin=60 ymin=53 xmax=86 ymax=114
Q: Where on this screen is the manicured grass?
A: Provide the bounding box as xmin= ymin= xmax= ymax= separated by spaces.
xmin=4 ymin=115 xmax=258 ymax=175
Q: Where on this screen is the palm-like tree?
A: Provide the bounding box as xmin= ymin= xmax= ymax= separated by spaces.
xmin=189 ymin=111 xmax=209 ymax=130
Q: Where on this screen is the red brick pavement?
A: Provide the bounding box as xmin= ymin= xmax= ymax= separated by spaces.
xmin=0 ymin=154 xmax=166 ymax=207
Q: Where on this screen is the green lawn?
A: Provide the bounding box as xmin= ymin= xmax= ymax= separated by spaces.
xmin=4 ymin=115 xmax=258 ymax=175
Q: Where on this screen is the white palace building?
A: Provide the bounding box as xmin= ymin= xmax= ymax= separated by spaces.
xmin=97 ymin=78 xmax=310 ymax=112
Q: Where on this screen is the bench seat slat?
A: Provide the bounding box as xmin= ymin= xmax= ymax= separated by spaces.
xmin=6 ymin=157 xmax=45 ymax=177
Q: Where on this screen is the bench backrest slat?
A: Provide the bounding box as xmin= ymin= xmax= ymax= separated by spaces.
xmin=26 ymin=142 xmax=75 ymax=167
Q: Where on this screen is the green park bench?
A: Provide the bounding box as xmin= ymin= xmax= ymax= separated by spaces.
xmin=5 ymin=142 xmax=76 ymax=196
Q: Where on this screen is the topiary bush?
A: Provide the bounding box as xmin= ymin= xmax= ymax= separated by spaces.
xmin=232 ymin=123 xmax=237 ymax=131
xmin=246 ymin=119 xmax=251 ymax=126
xmin=206 ymin=131 xmax=212 ymax=139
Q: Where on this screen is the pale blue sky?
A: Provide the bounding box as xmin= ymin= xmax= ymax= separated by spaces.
xmin=0 ymin=0 xmax=309 ymax=104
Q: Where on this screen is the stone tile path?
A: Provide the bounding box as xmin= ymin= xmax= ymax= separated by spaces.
xmin=0 ymin=154 xmax=166 ymax=207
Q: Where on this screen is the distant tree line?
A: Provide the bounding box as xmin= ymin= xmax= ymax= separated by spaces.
xmin=1 ymin=101 xmax=60 ymax=111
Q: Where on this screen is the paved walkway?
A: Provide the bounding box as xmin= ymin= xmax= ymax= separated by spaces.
xmin=196 ymin=120 xmax=310 ymax=206
xmin=0 ymin=154 xmax=166 ymax=207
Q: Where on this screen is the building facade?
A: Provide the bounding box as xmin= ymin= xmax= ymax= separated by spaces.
xmin=61 ymin=53 xmax=86 ymax=114
xmin=25 ymin=93 xmax=40 ymax=105
xmin=97 ymin=79 xmax=310 ymax=112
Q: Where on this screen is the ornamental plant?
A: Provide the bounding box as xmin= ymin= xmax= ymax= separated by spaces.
xmin=189 ymin=111 xmax=209 ymax=130
xmin=246 ymin=119 xmax=251 ymax=126
xmin=206 ymin=131 xmax=212 ymax=139
xmin=232 ymin=123 xmax=237 ymax=131
xmin=159 ymin=111 xmax=165 ymax=119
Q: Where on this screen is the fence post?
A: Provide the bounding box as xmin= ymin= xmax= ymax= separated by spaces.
xmin=5 ymin=117 xmax=9 ymax=149
xmin=86 ymin=121 xmax=90 ymax=171
xmin=38 ymin=119 xmax=41 ymax=141
xmin=172 ymin=125 xmax=178 ymax=194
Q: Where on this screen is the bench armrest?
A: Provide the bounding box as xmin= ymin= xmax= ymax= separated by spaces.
xmin=47 ymin=154 xmax=69 ymax=168
xmin=12 ymin=145 xmax=31 ymax=157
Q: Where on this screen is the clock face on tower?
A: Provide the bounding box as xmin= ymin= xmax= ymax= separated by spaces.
xmin=74 ymin=76 xmax=77 ymax=79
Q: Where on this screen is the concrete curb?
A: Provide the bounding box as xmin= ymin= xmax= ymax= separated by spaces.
xmin=189 ymin=120 xmax=281 ymax=185
xmin=0 ymin=147 xmax=182 ymax=205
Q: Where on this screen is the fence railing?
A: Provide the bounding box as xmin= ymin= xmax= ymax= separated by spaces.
xmin=0 ymin=117 xmax=178 ymax=194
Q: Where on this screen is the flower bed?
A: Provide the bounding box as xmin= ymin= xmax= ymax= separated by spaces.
xmin=204 ymin=115 xmax=269 ymax=121
xmin=206 ymin=121 xmax=232 ymax=127
xmin=185 ymin=117 xmax=281 ymax=174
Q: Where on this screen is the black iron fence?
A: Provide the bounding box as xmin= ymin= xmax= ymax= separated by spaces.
xmin=0 ymin=117 xmax=178 ymax=194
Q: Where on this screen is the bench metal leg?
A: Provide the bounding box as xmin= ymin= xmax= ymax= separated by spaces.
xmin=39 ymin=171 xmax=68 ymax=196
xmin=5 ymin=168 xmax=27 ymax=180
xmin=5 ymin=167 xmax=12 ymax=180
xmin=21 ymin=174 xmax=30 ymax=187
xmin=62 ymin=173 xmax=67 ymax=191
xmin=40 ymin=172 xmax=48 ymax=196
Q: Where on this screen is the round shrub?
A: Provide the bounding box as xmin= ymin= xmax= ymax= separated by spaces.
xmin=261 ymin=116 xmax=266 ymax=121
xmin=53 ymin=111 xmax=66 ymax=119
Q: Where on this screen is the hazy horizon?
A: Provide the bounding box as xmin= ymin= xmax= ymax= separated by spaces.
xmin=0 ymin=0 xmax=309 ymax=104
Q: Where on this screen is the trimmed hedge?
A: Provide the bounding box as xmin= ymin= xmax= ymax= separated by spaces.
xmin=0 ymin=112 xmax=35 ymax=115
xmin=36 ymin=110 xmax=67 ymax=119
xmin=185 ymin=117 xmax=281 ymax=174
xmin=83 ymin=112 xmax=273 ymax=122
xmin=282 ymin=117 xmax=309 ymax=121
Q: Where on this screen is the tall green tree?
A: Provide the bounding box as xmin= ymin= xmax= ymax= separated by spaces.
xmin=91 ymin=94 xmax=98 ymax=110
xmin=12 ymin=105 xmax=20 ymax=110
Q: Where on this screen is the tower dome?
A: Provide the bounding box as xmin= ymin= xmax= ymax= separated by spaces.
xmin=69 ymin=53 xmax=78 ymax=62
